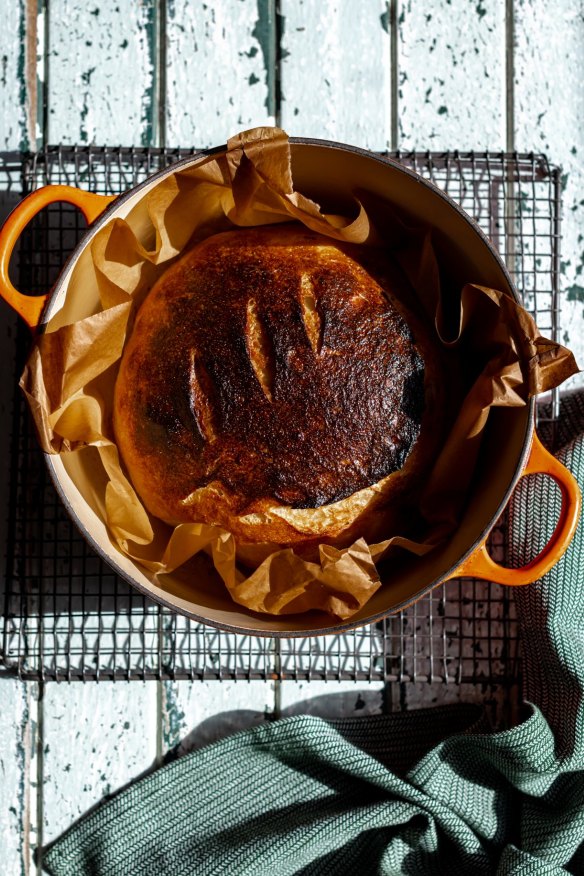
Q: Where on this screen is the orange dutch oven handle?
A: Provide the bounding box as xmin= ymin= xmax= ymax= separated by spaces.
xmin=0 ymin=185 xmax=116 ymax=331
xmin=447 ymin=431 xmax=581 ymax=585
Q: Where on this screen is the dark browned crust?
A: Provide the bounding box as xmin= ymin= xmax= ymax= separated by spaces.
xmin=114 ymin=225 xmax=426 ymax=525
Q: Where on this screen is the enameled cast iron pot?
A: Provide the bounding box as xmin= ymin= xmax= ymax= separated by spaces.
xmin=0 ymin=139 xmax=580 ymax=636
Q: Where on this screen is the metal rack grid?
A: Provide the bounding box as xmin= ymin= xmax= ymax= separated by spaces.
xmin=0 ymin=146 xmax=561 ymax=682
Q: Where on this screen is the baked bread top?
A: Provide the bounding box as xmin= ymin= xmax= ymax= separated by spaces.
xmin=114 ymin=224 xmax=437 ymax=553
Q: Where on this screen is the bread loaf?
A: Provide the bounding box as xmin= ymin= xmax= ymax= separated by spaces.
xmin=114 ymin=225 xmax=441 ymax=557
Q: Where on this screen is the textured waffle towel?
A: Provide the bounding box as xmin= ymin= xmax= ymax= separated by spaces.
xmin=43 ymin=392 xmax=584 ymax=876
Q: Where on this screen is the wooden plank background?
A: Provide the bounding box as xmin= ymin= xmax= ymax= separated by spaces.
xmin=0 ymin=1 xmax=582 ymax=872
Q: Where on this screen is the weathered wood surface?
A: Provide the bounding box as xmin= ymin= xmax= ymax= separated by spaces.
xmin=162 ymin=680 xmax=276 ymax=755
xmin=0 ymin=0 xmax=32 ymax=151
xmin=47 ymin=0 xmax=157 ymax=145
xmin=513 ymin=0 xmax=584 ymax=382
xmin=279 ymin=0 xmax=392 ymax=149
xmin=397 ymin=0 xmax=507 ymax=150
xmin=280 ymin=680 xmax=385 ymax=717
xmin=0 ymin=1 xmax=582 ymax=872
xmin=40 ymin=683 xmax=159 ymax=855
xmin=165 ymin=0 xmax=275 ymax=147
xmin=0 ymin=680 xmax=33 ymax=876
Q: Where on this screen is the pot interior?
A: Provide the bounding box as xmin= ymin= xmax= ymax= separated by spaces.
xmin=44 ymin=141 xmax=531 ymax=635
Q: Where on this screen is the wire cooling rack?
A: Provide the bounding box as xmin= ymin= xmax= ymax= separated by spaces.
xmin=0 ymin=147 xmax=561 ymax=682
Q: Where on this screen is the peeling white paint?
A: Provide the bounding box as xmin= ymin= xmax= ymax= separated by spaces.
xmin=41 ymin=682 xmax=158 ymax=845
xmin=163 ymin=680 xmax=276 ymax=756
xmin=37 ymin=7 xmax=45 ymax=84
xmin=0 ymin=680 xmax=31 ymax=875
xmin=279 ymin=0 xmax=392 ymax=150
xmin=165 ymin=0 xmax=274 ymax=147
xmin=280 ymin=680 xmax=385 ymax=717
xmin=514 ymin=0 xmax=584 ymax=386
xmin=0 ymin=0 xmax=29 ymax=149
xmin=47 ymin=0 xmax=156 ymax=144
xmin=398 ymin=0 xmax=507 ymax=150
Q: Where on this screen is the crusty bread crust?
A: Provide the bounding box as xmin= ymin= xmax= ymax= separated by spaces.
xmin=114 ymin=225 xmax=442 ymax=555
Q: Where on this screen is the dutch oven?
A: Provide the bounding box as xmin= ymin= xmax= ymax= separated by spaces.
xmin=0 ymin=139 xmax=580 ymax=635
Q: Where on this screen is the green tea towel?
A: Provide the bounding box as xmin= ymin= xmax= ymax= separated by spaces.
xmin=43 ymin=392 xmax=584 ymax=876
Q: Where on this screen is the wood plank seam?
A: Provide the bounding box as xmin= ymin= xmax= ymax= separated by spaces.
xmin=274 ymin=0 xmax=282 ymax=127
xmin=35 ymin=681 xmax=44 ymax=876
xmin=157 ymin=0 xmax=167 ymax=148
xmin=390 ymin=0 xmax=398 ymax=149
xmin=505 ymin=0 xmax=515 ymax=151
xmin=37 ymin=0 xmax=49 ymax=149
